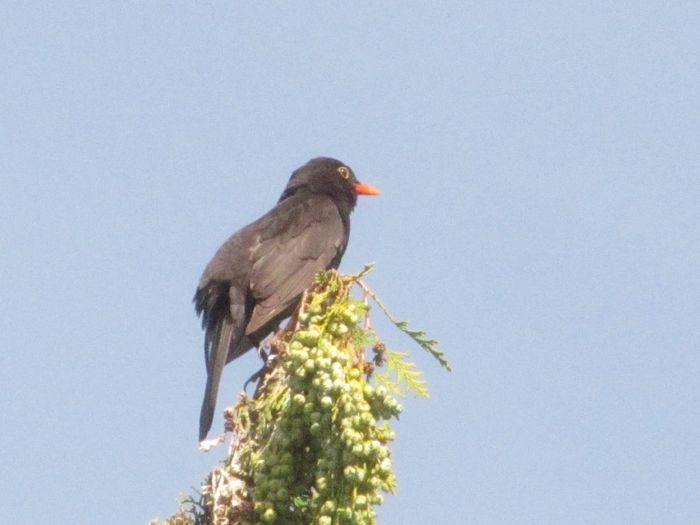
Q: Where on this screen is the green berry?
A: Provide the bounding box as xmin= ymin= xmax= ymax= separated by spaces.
xmin=308 ymin=303 xmax=322 ymax=314
xmin=379 ymin=457 xmax=392 ymax=473
xmin=261 ymin=508 xmax=276 ymax=522
xmin=343 ymin=465 xmax=356 ymax=480
xmin=371 ymin=494 xmax=384 ymax=505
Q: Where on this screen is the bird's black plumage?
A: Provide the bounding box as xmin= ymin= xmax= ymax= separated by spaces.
xmin=194 ymin=157 xmax=379 ymax=441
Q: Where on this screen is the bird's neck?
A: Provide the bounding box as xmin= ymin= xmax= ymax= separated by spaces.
xmin=279 ymin=188 xmax=356 ymax=216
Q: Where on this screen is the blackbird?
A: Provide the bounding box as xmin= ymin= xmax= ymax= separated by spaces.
xmin=194 ymin=157 xmax=380 ymax=442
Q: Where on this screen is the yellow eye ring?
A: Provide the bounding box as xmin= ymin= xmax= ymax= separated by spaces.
xmin=338 ymin=166 xmax=350 ymax=180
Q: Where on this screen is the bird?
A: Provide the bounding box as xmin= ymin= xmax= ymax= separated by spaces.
xmin=194 ymin=157 xmax=380 ymax=442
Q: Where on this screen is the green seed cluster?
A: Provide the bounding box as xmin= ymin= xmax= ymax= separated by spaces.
xmin=243 ymin=284 xmax=400 ymax=525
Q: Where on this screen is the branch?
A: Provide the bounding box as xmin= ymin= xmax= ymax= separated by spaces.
xmin=153 ymin=266 xmax=448 ymax=525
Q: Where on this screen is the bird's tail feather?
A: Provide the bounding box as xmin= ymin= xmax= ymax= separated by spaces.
xmin=199 ymin=318 xmax=235 ymax=442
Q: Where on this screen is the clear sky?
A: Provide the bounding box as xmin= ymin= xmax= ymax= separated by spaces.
xmin=2 ymin=2 xmax=699 ymax=524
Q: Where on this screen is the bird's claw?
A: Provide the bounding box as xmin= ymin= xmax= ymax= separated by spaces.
xmin=244 ymin=365 xmax=265 ymax=392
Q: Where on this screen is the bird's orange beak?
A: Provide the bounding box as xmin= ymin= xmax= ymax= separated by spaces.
xmin=354 ymin=182 xmax=381 ymax=196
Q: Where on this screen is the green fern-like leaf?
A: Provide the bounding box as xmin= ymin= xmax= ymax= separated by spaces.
xmin=360 ymin=286 xmax=452 ymax=372
xmin=385 ymin=349 xmax=429 ymax=398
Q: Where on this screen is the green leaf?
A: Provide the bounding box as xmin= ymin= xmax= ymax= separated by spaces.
xmin=359 ymin=285 xmax=452 ymax=372
xmin=383 ymin=349 xmax=430 ymax=398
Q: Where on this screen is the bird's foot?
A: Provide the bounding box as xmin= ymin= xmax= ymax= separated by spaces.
xmin=244 ymin=365 xmax=266 ymax=392
xmin=256 ymin=346 xmax=269 ymax=363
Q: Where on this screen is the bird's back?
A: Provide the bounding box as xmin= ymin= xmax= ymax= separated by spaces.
xmin=195 ymin=191 xmax=349 ymax=343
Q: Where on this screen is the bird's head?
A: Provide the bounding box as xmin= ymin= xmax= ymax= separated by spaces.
xmin=280 ymin=157 xmax=380 ymax=209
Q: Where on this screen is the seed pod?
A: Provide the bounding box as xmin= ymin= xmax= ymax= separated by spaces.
xmin=343 ymin=465 xmax=357 ymax=481
xmin=307 ymin=303 xmax=322 ymax=315
xmin=261 ymin=508 xmax=276 ymax=523
xmin=315 ymin=476 xmax=328 ymax=491
xmin=379 ymin=457 xmax=392 ymax=473
xmin=337 ymin=507 xmax=353 ymax=520
xmin=368 ymin=476 xmax=382 ymax=489
xmin=370 ymin=494 xmax=384 ymax=505
xmin=321 ymin=500 xmax=336 ymax=514
xmin=277 ymin=464 xmax=292 ymax=478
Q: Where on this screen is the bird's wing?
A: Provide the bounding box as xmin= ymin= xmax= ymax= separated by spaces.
xmin=246 ymin=196 xmax=347 ymax=336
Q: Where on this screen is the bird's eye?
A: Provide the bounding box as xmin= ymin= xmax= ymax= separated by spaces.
xmin=338 ymin=166 xmax=351 ymax=180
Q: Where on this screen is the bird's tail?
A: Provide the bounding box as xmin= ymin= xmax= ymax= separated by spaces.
xmin=199 ymin=317 xmax=235 ymax=442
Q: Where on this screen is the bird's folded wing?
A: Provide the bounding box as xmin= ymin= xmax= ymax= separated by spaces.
xmin=246 ymin=199 xmax=346 ymax=335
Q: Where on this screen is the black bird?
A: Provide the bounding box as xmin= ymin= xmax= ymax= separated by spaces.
xmin=194 ymin=157 xmax=380 ymax=442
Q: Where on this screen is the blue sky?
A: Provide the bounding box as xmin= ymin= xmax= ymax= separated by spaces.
xmin=2 ymin=2 xmax=699 ymax=524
